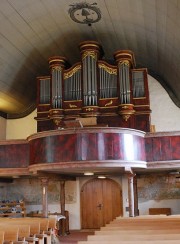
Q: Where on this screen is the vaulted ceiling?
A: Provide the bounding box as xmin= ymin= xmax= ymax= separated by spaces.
xmin=0 ymin=0 xmax=180 ymax=119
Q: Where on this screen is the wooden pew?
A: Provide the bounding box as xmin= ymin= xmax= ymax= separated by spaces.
xmin=5 ymin=223 xmax=38 ymax=244
xmin=86 ymin=233 xmax=180 ymax=241
xmin=4 ymin=217 xmax=54 ymax=244
xmin=5 ymin=219 xmax=43 ymax=244
xmin=0 ymin=225 xmax=28 ymax=244
xmin=78 ymin=241 xmax=180 ymax=244
xmin=95 ymin=229 xmax=180 ymax=235
xmin=0 ymin=231 xmax=4 ymax=244
xmin=78 ymin=216 xmax=180 ymax=244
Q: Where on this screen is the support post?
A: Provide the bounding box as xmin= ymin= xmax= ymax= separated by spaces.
xmin=59 ymin=180 xmax=66 ymax=236
xmin=133 ymin=175 xmax=139 ymax=216
xmin=40 ymin=177 xmax=49 ymax=218
xmin=127 ymin=172 xmax=136 ymax=217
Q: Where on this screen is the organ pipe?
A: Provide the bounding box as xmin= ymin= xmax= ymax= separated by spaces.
xmin=64 ymin=65 xmax=82 ymax=101
xmin=79 ymin=41 xmax=103 ymax=108
xmin=99 ymin=63 xmax=117 ymax=99
xmin=39 ymin=78 xmax=50 ymax=104
xmin=49 ymin=56 xmax=68 ymax=109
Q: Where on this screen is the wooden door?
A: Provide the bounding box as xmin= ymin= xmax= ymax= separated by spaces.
xmin=81 ymin=178 xmax=122 ymax=229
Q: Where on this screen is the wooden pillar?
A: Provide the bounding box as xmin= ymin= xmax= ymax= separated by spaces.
xmin=59 ymin=180 xmax=66 ymax=236
xmin=127 ymin=173 xmax=136 ymax=217
xmin=40 ymin=177 xmax=49 ymax=218
xmin=133 ymin=175 xmax=139 ymax=216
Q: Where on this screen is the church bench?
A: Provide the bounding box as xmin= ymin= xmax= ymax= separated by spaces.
xmin=3 ymin=223 xmax=38 ymax=244
xmin=25 ymin=218 xmax=51 ymax=244
xmin=101 ymin=224 xmax=180 ymax=230
xmin=95 ymin=229 xmax=180 ymax=235
xmin=12 ymin=220 xmax=45 ymax=244
xmin=86 ymin=233 xmax=180 ymax=241
xmin=77 ymin=241 xmax=180 ymax=244
xmin=0 ymin=231 xmax=4 ymax=244
xmin=0 ymin=225 xmax=28 ymax=244
xmin=78 ymin=216 xmax=180 ymax=244
xmin=111 ymin=217 xmax=180 ymax=223
xmin=2 ymin=220 xmax=43 ymax=244
xmin=0 ymin=217 xmax=56 ymax=236
xmin=0 ymin=218 xmax=54 ymax=244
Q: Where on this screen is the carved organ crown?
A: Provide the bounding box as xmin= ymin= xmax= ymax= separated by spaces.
xmin=36 ymin=41 xmax=151 ymax=132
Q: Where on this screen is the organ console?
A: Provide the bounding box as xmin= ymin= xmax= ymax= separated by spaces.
xmin=35 ymin=41 xmax=151 ymax=132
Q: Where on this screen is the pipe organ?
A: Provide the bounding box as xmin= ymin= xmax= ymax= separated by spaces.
xmin=35 ymin=41 xmax=151 ymax=132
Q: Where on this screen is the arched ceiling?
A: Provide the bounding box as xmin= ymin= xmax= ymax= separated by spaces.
xmin=0 ymin=0 xmax=180 ymax=118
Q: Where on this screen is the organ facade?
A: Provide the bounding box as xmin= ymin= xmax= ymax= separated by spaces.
xmin=35 ymin=41 xmax=151 ymax=132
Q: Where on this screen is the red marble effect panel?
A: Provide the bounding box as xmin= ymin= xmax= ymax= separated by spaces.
xmin=171 ymin=136 xmax=180 ymax=160
xmin=29 ymin=130 xmax=146 ymax=165
xmin=0 ymin=143 xmax=29 ymax=168
xmin=145 ymin=135 xmax=180 ymax=162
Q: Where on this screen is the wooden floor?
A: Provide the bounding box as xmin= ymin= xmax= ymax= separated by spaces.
xmin=56 ymin=230 xmax=95 ymax=244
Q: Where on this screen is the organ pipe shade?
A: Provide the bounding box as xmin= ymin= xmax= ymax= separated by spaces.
xmin=64 ymin=65 xmax=82 ymax=101
xmin=40 ymin=78 xmax=50 ymax=104
xmin=52 ymin=67 xmax=63 ymax=108
xmin=83 ymin=54 xmax=97 ymax=106
xmin=132 ymin=71 xmax=145 ymax=98
xmin=99 ymin=64 xmax=117 ymax=98
xmin=119 ymin=62 xmax=130 ymax=104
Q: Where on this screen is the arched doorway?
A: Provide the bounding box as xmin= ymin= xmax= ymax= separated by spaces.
xmin=81 ymin=178 xmax=122 ymax=229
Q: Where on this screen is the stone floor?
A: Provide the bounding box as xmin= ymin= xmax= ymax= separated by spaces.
xmin=55 ymin=230 xmax=95 ymax=244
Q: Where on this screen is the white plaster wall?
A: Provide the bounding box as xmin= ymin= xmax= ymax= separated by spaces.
xmin=122 ymin=176 xmax=129 ymax=217
xmin=139 ymin=199 xmax=180 ymax=215
xmin=65 ymin=179 xmax=81 ymax=229
xmin=6 ymin=109 xmax=37 ymax=139
xmin=25 ymin=180 xmax=81 ymax=230
xmin=149 ymin=75 xmax=180 ymax=132
xmin=0 ymin=117 xmax=6 ymax=140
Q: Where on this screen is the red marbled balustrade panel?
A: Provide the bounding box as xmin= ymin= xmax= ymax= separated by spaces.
xmin=28 ymin=128 xmax=146 ymax=165
xmin=0 ymin=140 xmax=29 ymax=168
xmin=145 ymin=132 xmax=180 ymax=162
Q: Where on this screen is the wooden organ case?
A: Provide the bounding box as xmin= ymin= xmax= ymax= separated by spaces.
xmin=35 ymin=41 xmax=151 ymax=132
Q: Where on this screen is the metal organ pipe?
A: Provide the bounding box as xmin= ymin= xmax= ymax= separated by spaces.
xmin=52 ymin=67 xmax=62 ymax=108
xmin=63 ymin=65 xmax=82 ymax=101
xmin=119 ymin=61 xmax=130 ymax=104
xmin=79 ymin=41 xmax=102 ymax=108
xmin=99 ymin=64 xmax=117 ymax=99
xmin=82 ymin=54 xmax=97 ymax=106
xmin=49 ymin=56 xmax=67 ymax=110
xmin=83 ymin=57 xmax=88 ymax=105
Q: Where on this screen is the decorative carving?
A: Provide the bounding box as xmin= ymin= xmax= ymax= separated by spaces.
xmin=98 ymin=63 xmax=117 ymax=74
xmin=53 ymin=119 xmax=61 ymax=126
xmin=82 ymin=51 xmax=97 ymax=60
xmin=69 ymin=104 xmax=78 ymax=108
xmin=121 ymin=105 xmax=128 ymax=109
xmin=64 ymin=65 xmax=81 ymax=79
xmin=119 ymin=60 xmax=130 ymax=66
xmin=86 ymin=107 xmax=94 ymax=112
xmin=52 ymin=66 xmax=62 ymax=71
xmin=68 ymin=2 xmax=101 ymax=25
xmin=105 ymin=100 xmax=113 ymax=107
xmin=123 ymin=114 xmax=131 ymax=121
